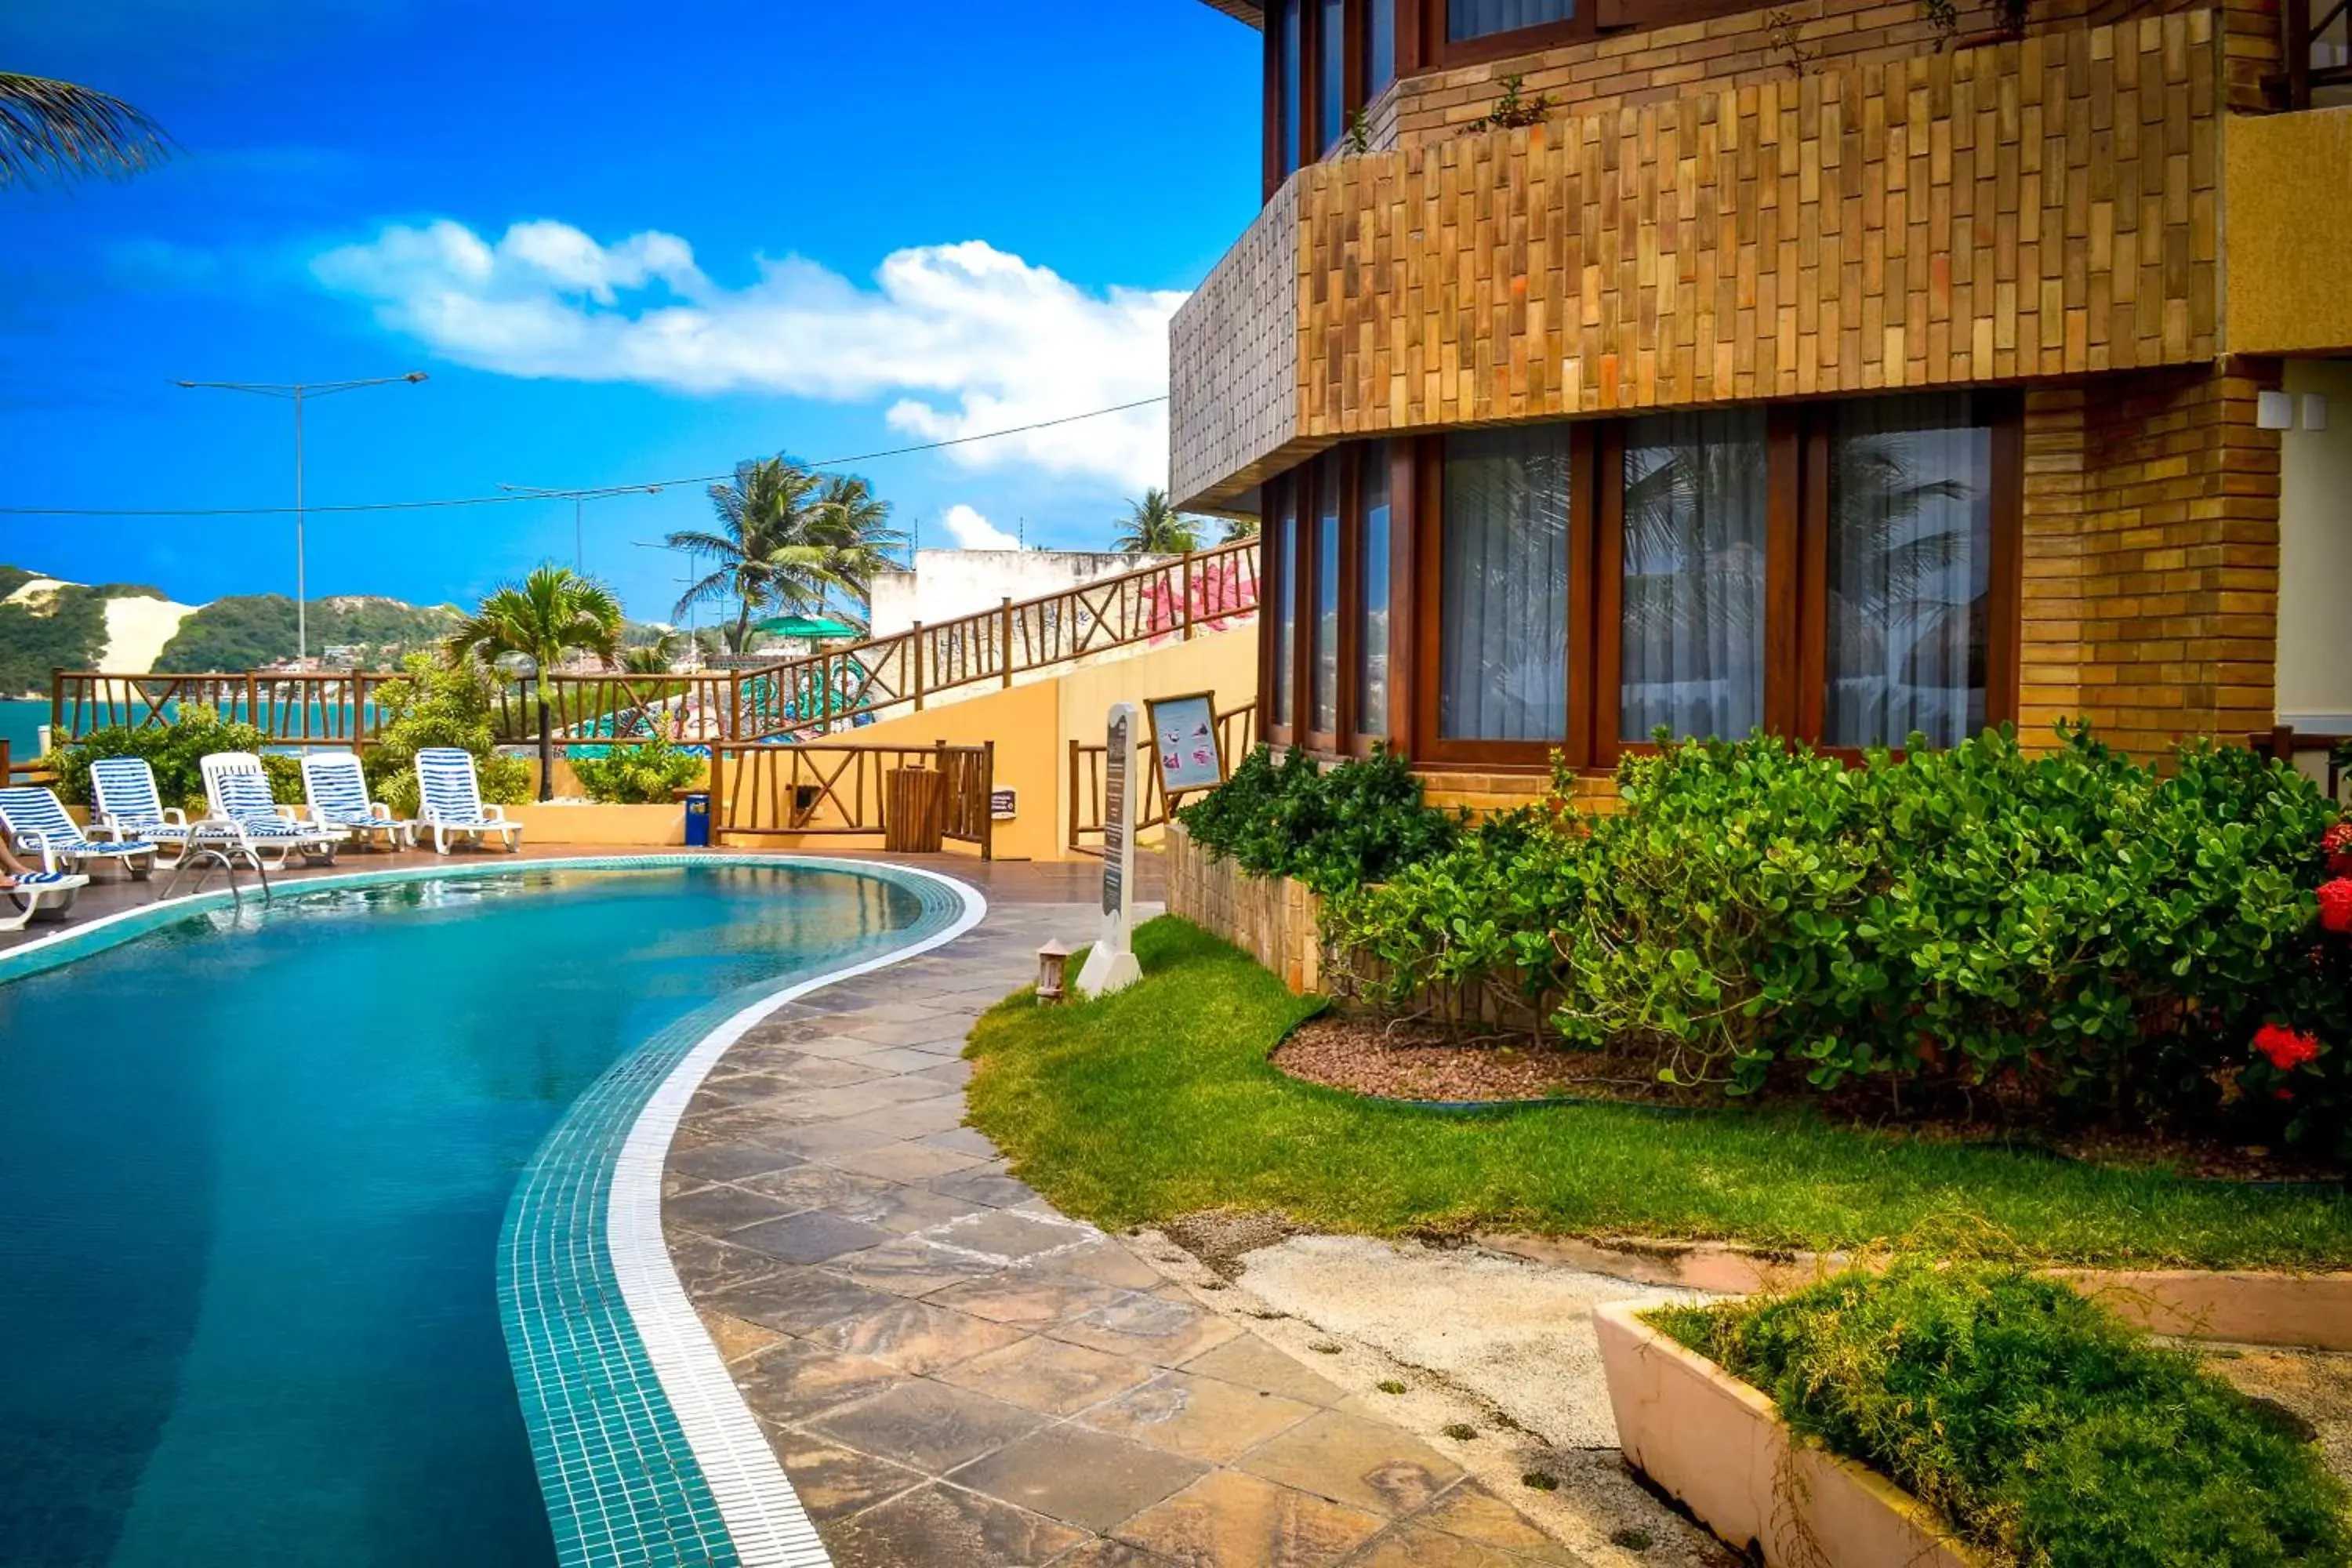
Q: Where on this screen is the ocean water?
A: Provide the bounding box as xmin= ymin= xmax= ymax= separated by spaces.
xmin=0 ymin=864 xmax=924 ymax=1566
xmin=2 ymin=698 xmax=45 ymax=765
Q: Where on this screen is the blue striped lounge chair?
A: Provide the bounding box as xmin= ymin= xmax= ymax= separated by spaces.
xmin=415 ymin=748 xmax=522 ymax=855
xmin=200 ymin=751 xmax=346 ymax=867
xmin=0 ymin=786 xmax=158 ymax=880
xmin=299 ymin=751 xmax=412 ymax=852
xmin=89 ymin=757 xmax=199 ymax=862
xmin=2 ymin=869 xmax=89 ymax=932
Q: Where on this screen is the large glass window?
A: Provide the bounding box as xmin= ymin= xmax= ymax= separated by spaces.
xmin=1273 ymin=488 xmax=1298 ymax=726
xmin=1440 ymin=426 xmax=1570 ymax=742
xmin=1319 ymin=0 xmax=1346 ymax=151
xmin=1368 ymin=0 xmax=1396 ymax=97
xmin=1825 ymin=394 xmax=1993 ymax=749
xmin=1620 ymin=408 xmax=1769 ymax=742
xmin=1277 ymin=0 xmax=1301 ymax=176
xmin=1357 ymin=443 xmax=1391 ymax=738
xmin=1312 ymin=453 xmax=1342 ymax=733
xmin=1448 ymin=0 xmax=1573 ymax=41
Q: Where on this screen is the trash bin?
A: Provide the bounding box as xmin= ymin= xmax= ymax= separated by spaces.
xmin=683 ymin=790 xmax=711 ymax=848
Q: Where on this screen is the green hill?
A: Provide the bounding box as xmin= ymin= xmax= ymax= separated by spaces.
xmin=154 ymin=595 xmax=459 ymax=672
xmin=0 ymin=574 xmax=167 ymax=697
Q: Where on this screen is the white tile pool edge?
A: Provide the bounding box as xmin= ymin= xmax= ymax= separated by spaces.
xmin=607 ymin=858 xmax=988 ymax=1568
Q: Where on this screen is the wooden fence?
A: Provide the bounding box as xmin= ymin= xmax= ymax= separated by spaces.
xmin=1069 ymin=702 xmax=1258 ymax=856
xmin=47 ymin=539 xmax=1261 ymax=755
xmin=709 ymin=740 xmax=994 ymax=858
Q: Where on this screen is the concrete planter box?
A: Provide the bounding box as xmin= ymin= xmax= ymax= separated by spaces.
xmin=503 ymin=802 xmax=684 ymax=847
xmin=1593 ymin=1301 xmax=1984 ymax=1568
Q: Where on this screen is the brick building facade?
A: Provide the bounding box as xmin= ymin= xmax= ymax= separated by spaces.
xmin=1172 ymin=0 xmax=2352 ymax=791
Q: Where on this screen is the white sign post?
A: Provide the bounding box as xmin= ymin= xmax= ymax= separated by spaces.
xmin=1075 ymin=702 xmax=1143 ymax=998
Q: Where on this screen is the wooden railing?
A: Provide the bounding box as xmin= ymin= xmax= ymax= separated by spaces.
xmin=49 ymin=541 xmax=1261 ymax=755
xmin=1069 ymin=702 xmax=1258 ymax=856
xmin=709 ymin=739 xmax=994 ymax=858
xmin=49 ymin=670 xmax=405 ymax=748
xmin=736 ymin=539 xmax=1260 ymax=742
xmin=2285 ymin=0 xmax=2352 ymax=107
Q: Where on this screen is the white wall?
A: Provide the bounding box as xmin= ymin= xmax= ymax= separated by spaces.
xmin=868 ymin=550 xmax=1174 ymax=638
xmin=2278 ymin=360 xmax=2352 ymax=730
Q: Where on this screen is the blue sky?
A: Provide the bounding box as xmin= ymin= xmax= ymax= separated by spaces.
xmin=0 ymin=0 xmax=1259 ymax=620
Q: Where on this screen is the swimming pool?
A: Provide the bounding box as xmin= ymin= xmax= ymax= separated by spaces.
xmin=0 ymin=859 xmax=972 ymax=1567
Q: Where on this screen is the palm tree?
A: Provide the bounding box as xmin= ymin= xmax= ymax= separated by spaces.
xmin=2 ymin=74 xmax=173 ymax=188
xmin=444 ymin=565 xmax=624 ymax=800
xmin=811 ymin=472 xmax=910 ymax=633
xmin=618 ymin=630 xmax=682 ymax=675
xmin=1220 ymin=514 xmax=1261 ymax=543
xmin=666 ymin=458 xmax=827 ymax=654
xmin=1114 ymin=488 xmax=1204 ymax=554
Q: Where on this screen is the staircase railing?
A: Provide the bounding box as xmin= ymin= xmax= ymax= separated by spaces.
xmin=2284 ymin=0 xmax=2352 ymax=107
xmin=1069 ymin=700 xmax=1259 ymax=856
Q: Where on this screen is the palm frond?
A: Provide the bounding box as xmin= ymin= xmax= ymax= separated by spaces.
xmin=0 ymin=73 xmax=174 ymax=188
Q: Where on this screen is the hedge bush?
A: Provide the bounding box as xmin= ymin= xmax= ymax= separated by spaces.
xmin=48 ymin=706 xmax=302 ymax=815
xmin=1319 ymin=727 xmax=2350 ymax=1152
xmin=1650 ymin=1261 xmax=2352 ymax=1567
xmin=364 ymin=653 xmax=530 ymax=818
xmin=570 ymin=729 xmax=703 ymax=804
xmin=1174 ymin=744 xmax=1459 ymax=896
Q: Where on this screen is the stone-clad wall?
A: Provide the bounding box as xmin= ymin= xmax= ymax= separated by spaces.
xmin=1171 ymin=13 xmax=2226 ymax=512
xmin=1163 ymin=822 xmax=1325 ymax=993
xmin=1168 ymin=181 xmax=1308 ymax=511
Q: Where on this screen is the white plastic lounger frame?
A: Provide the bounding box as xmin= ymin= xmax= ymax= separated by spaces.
xmin=0 ymin=787 xmax=158 ymax=880
xmin=414 ymin=747 xmax=522 ymax=855
xmin=1 ymin=869 xmax=89 ymax=932
xmin=200 ymin=751 xmax=347 ymax=868
xmin=299 ymin=751 xmax=413 ymax=851
xmin=89 ymin=757 xmax=198 ymax=862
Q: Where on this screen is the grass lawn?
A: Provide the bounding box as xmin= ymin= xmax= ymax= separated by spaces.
xmin=962 ymin=917 xmax=2352 ymax=1272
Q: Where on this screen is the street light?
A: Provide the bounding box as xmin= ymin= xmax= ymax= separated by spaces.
xmin=175 ymin=372 xmax=430 ymax=669
xmin=495 ymin=482 xmax=663 ymax=576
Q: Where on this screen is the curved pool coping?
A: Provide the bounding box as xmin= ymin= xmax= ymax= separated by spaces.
xmin=0 ymin=854 xmax=988 ymax=1568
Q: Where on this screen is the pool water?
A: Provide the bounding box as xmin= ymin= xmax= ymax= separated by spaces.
xmin=0 ymin=864 xmax=927 ymax=1567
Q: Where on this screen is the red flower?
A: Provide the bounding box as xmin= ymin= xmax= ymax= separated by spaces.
xmin=2323 ymin=822 xmax=2352 ymax=855
xmin=2321 ymin=877 xmax=2352 ymax=934
xmin=2253 ymin=1023 xmax=2324 ymax=1073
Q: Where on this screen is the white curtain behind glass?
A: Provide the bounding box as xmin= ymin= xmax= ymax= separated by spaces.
xmin=1620 ymin=408 xmax=1769 ymax=741
xmin=1274 ymin=496 xmax=1297 ymax=726
xmin=1439 ymin=426 xmax=1569 ymax=742
xmin=1826 ymin=394 xmax=1991 ymax=749
xmin=1358 ymin=445 xmax=1391 ymax=737
xmin=1312 ymin=456 xmax=1341 ymax=733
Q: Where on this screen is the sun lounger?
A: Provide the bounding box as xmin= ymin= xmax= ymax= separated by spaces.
xmin=200 ymin=752 xmax=347 ymax=867
xmin=414 ymin=748 xmax=523 ymax=855
xmin=0 ymin=787 xmax=158 ymax=880
xmin=89 ymin=757 xmax=199 ymax=861
xmin=299 ymin=751 xmax=413 ymax=851
xmin=2 ymin=869 xmax=90 ymax=932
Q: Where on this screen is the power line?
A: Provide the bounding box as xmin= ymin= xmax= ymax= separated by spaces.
xmin=0 ymin=395 xmax=1170 ymax=519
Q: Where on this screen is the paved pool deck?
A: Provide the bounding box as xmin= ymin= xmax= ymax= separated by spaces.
xmin=662 ymin=884 xmax=1589 ymax=1567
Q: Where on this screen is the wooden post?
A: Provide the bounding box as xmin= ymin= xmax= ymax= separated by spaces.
xmin=710 ymin=742 xmax=727 ymax=844
xmin=1000 ymin=597 xmax=1015 ymax=688
xmin=1181 ymin=550 xmax=1195 ymax=641
xmin=912 ymin=622 xmax=927 ymax=711
xmin=2270 ymin=724 xmax=2296 ymax=764
xmin=2288 ymin=0 xmax=2312 ymax=108
xmin=981 ymin=739 xmax=996 ymax=860
xmin=49 ymin=668 xmax=64 ymax=742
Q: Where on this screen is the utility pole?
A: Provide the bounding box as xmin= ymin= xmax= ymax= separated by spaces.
xmin=176 ymin=372 xmax=430 ymax=668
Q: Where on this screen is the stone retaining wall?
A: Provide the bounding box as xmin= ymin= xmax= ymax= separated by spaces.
xmin=1165 ymin=822 xmax=1325 ymax=994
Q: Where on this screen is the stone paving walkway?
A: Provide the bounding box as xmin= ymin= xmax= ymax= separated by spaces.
xmin=666 ymin=899 xmax=1589 ymax=1567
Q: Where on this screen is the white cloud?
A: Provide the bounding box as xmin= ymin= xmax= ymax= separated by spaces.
xmin=312 ymin=220 xmax=1181 ymax=491
xmin=940 ymin=503 xmax=1021 ymax=551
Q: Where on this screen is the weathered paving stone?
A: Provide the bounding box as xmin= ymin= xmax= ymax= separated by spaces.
xmin=927 ymin=1165 xmax=1042 ymax=1209
xmin=695 ymin=1309 xmax=786 ymax=1367
xmin=666 ymin=1138 xmax=808 ymax=1185
xmin=1234 ymin=1410 xmax=1463 ymax=1518
xmin=1080 ymin=1370 xmax=1320 ymax=1465
xmin=827 ymin=1140 xmax=993 ymax=1184
xmin=806 ymin=1379 xmax=1048 ymax=1473
xmin=729 ymin=1209 xmax=895 ymax=1265
xmin=760 ymin=1437 xmax=924 ymax=1523
xmin=948 ymin=1424 xmax=1210 ymax=1534
xmin=823 ymin=1481 xmax=1084 ymax=1568
xmin=1048 ymin=1294 xmax=1243 ymax=1368
xmin=733 ymin=1339 xmax=910 ymax=1426
xmin=1113 ymin=1469 xmax=1386 ymax=1568
xmin=924 ymin=1207 xmax=1091 ymax=1264
xmin=808 ymin=1298 xmax=1028 ymax=1375
xmin=1404 ymin=1483 xmax=1590 ymax=1565
xmin=1046 ymin=1538 xmax=1181 ymax=1566
xmin=699 ymin=1266 xmax=902 ymax=1337
xmin=664 ymin=1229 xmax=785 ymax=1295
xmin=1181 ymin=1335 xmax=1347 ymax=1407
xmin=833 ymin=1236 xmax=1007 ymax=1298
xmin=663 ymin=1181 xmax=798 ymax=1236
xmin=938 ymin=1333 xmax=1162 ymax=1417
xmin=925 ymin=1272 xmax=1128 ymax=1329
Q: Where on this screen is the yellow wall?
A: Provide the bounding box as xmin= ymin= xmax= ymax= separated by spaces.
xmin=2226 ymin=107 xmax=2352 ymax=356
xmin=824 ymin=627 xmax=1260 ymax=861
xmin=505 ymin=802 xmax=685 ymax=845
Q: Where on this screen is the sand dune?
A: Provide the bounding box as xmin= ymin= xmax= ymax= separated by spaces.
xmin=5 ymin=575 xmax=198 ymax=672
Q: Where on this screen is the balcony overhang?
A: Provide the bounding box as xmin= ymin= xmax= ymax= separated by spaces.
xmin=1196 ymin=0 xmax=1265 ymax=26
xmin=2225 ymin=104 xmax=2352 ymax=356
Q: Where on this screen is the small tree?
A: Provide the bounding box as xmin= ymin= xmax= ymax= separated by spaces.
xmin=443 ymin=565 xmax=623 ymax=800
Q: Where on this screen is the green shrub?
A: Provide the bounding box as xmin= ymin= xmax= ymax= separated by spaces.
xmin=48 ymin=705 xmax=301 ymax=815
xmin=569 ymin=729 xmax=703 ymax=804
xmin=1175 ymin=745 xmax=1460 ymax=895
xmin=365 ymin=653 xmax=530 ymax=818
xmin=1650 ymin=1261 xmax=2352 ymax=1567
xmin=1323 ymin=726 xmax=2350 ymax=1151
